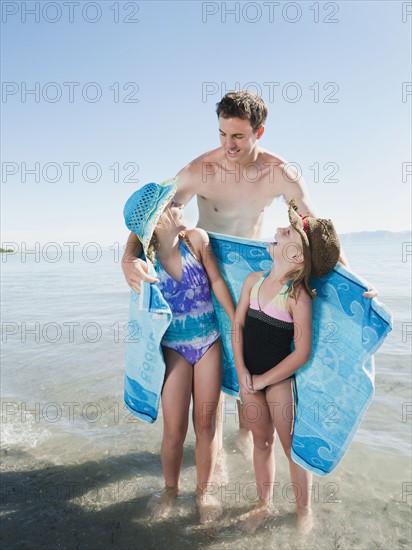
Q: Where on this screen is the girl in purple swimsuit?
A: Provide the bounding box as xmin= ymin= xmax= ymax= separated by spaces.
xmin=232 ymin=200 xmax=340 ymax=535
xmin=124 ymin=180 xmax=235 ymax=524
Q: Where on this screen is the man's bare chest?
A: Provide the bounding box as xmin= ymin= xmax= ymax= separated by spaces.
xmin=198 ymin=177 xmax=274 ymax=209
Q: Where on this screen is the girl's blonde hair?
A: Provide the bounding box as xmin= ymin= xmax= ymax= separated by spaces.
xmin=146 ymin=232 xmax=159 ymax=264
xmin=146 ymin=208 xmax=175 ymax=264
xmin=146 ymin=224 xmax=196 ymax=265
xmin=283 ymin=263 xmax=316 ymax=301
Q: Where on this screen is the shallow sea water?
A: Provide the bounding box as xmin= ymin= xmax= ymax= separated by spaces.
xmin=1 ymin=240 xmax=411 ymax=549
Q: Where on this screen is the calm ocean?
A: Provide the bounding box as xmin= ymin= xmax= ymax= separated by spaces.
xmin=1 ymin=238 xmax=411 ymax=549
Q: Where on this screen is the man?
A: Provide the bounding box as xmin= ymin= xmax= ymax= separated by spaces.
xmin=122 ymin=91 xmax=375 ymax=461
xmin=123 ymin=91 xmax=322 ymax=289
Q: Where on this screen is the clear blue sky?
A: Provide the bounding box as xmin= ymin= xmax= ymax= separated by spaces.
xmin=1 ymin=0 xmax=411 ymax=246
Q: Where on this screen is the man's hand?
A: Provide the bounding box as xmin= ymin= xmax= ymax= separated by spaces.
xmin=121 ymin=256 xmax=159 ymax=294
xmin=363 ymin=286 xmax=378 ymax=299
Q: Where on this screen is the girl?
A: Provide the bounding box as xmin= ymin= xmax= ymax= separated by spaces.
xmin=124 ymin=180 xmax=236 ymax=524
xmin=232 ymin=200 xmax=340 ymax=534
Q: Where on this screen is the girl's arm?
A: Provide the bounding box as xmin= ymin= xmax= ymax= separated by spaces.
xmin=232 ymin=272 xmax=262 ymax=394
xmin=252 ymin=287 xmax=313 ymax=391
xmin=187 ymin=228 xmax=236 ymax=322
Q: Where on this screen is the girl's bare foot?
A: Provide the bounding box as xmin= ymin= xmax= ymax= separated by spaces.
xmin=296 ymin=507 xmax=313 ymax=534
xmin=147 ymin=486 xmax=178 ymax=520
xmin=196 ymin=489 xmax=223 ymax=524
xmin=239 ymin=500 xmax=272 ymax=534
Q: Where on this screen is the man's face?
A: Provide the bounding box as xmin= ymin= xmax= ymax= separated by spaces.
xmin=218 ymin=116 xmax=263 ymax=162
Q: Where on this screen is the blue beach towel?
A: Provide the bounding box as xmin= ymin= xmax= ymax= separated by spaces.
xmin=124 ymin=258 xmax=172 ymax=423
xmin=124 ymin=232 xmax=393 ymax=474
xmin=208 ymin=233 xmax=393 ymax=475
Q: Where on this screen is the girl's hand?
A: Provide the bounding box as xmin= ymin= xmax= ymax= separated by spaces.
xmin=251 ymin=374 xmax=267 ymax=392
xmin=238 ymin=368 xmax=254 ymax=394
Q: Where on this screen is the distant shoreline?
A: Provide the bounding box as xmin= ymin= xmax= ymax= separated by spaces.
xmin=338 ymin=230 xmax=411 ymax=243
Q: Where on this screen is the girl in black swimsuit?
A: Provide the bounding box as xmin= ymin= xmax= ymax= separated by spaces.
xmin=232 ymin=200 xmax=340 ymax=535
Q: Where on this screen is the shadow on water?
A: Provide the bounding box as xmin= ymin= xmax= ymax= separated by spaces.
xmin=0 ymin=448 xmax=251 ymax=550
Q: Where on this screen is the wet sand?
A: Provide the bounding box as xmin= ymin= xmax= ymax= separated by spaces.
xmin=2 ymin=411 xmax=411 ymax=550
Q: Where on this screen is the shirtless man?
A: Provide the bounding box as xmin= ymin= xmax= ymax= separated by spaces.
xmin=123 ymin=91 xmax=322 ymax=285
xmin=122 ymin=90 xmax=375 ymax=467
xmin=123 ymin=90 xmax=376 ymax=287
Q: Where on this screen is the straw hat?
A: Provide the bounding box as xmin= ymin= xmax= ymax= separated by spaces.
xmin=288 ymin=199 xmax=340 ymax=292
xmin=123 ymin=178 xmax=177 ymax=254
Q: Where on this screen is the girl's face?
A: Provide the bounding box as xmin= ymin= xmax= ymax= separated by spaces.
xmin=157 ymin=199 xmax=187 ymax=232
xmin=267 ymin=224 xmax=304 ymax=264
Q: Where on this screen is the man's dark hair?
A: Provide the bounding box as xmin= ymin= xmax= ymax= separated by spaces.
xmin=216 ymin=91 xmax=268 ymax=132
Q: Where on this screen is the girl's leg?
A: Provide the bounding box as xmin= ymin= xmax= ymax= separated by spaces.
xmin=216 ymin=391 xmax=224 ymax=453
xmin=266 ymin=378 xmax=313 ymax=533
xmin=240 ymin=390 xmax=275 ymax=503
xmin=238 ymin=389 xmax=275 ymax=533
xmin=192 ymin=340 xmax=222 ymax=522
xmin=148 ymin=346 xmax=193 ymax=519
xmin=214 ymin=392 xmax=229 ymax=484
xmin=161 ymin=346 xmax=193 ymax=487
xmin=236 ymin=398 xmax=254 ymax=461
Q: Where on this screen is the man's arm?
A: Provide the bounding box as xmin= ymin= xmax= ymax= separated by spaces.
xmin=278 ymin=165 xmax=350 ymax=261
xmin=277 ymin=163 xmax=316 ymax=217
xmin=121 ymin=165 xmax=198 ymax=293
xmin=121 ymin=232 xmax=159 ymax=294
xmin=174 ymin=163 xmax=198 ymax=205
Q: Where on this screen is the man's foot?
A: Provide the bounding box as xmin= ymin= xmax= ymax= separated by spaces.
xmin=235 ymin=428 xmax=253 ymax=461
xmin=296 ymin=507 xmax=313 ymax=534
xmin=239 ymin=501 xmax=272 ymax=534
xmin=213 ymin=449 xmax=229 ymax=484
xmin=147 ymin=486 xmax=178 ymax=520
xmin=196 ymin=490 xmax=223 ymax=524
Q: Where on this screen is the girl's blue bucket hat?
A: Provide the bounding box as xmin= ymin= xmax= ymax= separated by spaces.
xmin=124 ymin=178 xmax=177 ymax=254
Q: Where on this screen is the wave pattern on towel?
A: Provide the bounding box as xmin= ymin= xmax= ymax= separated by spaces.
xmin=124 ymin=232 xmax=392 ymax=475
xmin=208 ymin=233 xmax=392 ymax=476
